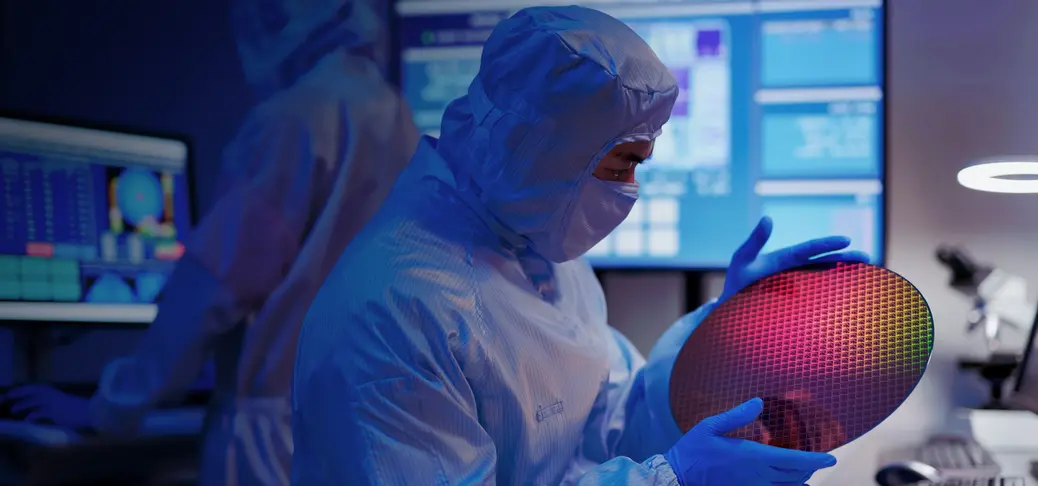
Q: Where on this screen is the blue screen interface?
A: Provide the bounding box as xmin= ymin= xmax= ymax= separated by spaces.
xmin=396 ymin=0 xmax=885 ymax=269
xmin=0 ymin=116 xmax=192 ymax=322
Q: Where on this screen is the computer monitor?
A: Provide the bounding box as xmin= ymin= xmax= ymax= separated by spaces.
xmin=0 ymin=115 xmax=193 ymax=324
xmin=1011 ymin=304 xmax=1038 ymax=412
xmin=394 ymin=0 xmax=886 ymax=269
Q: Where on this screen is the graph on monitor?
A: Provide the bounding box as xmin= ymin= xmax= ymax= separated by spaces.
xmin=0 ymin=115 xmax=193 ymax=323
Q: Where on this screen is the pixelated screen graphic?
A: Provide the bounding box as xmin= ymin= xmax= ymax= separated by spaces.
xmin=670 ymin=261 xmax=933 ymax=452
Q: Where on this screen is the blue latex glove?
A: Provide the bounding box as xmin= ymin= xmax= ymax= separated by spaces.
xmin=719 ymin=216 xmax=870 ymax=305
xmin=665 ymin=398 xmax=837 ymax=486
xmin=3 ymin=384 xmax=94 ymax=430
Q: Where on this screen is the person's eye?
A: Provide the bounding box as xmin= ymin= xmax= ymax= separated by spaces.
xmin=609 ymin=158 xmax=640 ymax=170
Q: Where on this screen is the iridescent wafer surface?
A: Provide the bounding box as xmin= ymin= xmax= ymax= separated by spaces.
xmin=670 ymin=262 xmax=934 ymax=452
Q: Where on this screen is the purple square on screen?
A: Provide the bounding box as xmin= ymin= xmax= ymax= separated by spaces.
xmin=697 ymin=30 xmax=722 ymax=57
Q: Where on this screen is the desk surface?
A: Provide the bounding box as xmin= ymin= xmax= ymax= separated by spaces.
xmin=0 ymin=410 xmax=206 ymax=485
xmin=0 ymin=421 xmax=79 ymax=447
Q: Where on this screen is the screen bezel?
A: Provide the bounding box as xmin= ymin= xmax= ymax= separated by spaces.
xmin=0 ymin=110 xmax=197 ymax=326
xmin=1013 ymin=304 xmax=1038 ymax=394
xmin=1008 ymin=301 xmax=1038 ymax=414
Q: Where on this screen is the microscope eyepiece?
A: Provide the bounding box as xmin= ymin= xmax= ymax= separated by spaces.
xmin=936 ymin=246 xmax=978 ymax=284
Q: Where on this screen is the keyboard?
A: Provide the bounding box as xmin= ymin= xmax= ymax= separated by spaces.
xmin=934 ymin=478 xmax=1024 ymax=485
xmin=918 ymin=437 xmax=1003 ymax=479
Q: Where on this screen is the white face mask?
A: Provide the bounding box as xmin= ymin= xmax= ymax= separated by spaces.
xmin=530 ymin=176 xmax=639 ymax=263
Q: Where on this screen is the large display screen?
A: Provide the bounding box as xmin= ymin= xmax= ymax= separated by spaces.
xmin=0 ymin=116 xmax=193 ymax=323
xmin=396 ymin=0 xmax=885 ymax=269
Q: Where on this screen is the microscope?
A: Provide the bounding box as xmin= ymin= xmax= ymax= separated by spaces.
xmin=937 ymin=246 xmax=1034 ymax=353
xmin=937 ymin=246 xmax=1037 ymax=409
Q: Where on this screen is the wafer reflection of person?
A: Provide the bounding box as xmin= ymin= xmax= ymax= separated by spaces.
xmin=674 ymin=389 xmax=846 ymax=452
xmin=758 ymin=390 xmax=847 ymax=452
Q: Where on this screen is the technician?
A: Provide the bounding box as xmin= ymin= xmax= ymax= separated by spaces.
xmin=2 ymin=1 xmax=419 ymax=485
xmin=291 ymin=5 xmax=869 ymax=486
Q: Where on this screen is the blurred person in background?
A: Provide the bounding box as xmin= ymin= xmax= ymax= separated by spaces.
xmin=1 ymin=0 xmax=419 ymax=485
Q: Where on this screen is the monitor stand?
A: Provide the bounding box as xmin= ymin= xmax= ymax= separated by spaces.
xmin=960 ymin=353 xmax=1021 ymax=410
xmin=8 ymin=324 xmax=55 ymax=384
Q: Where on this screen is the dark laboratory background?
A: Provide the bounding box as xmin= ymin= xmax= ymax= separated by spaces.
xmin=1 ymin=0 xmax=251 ymax=382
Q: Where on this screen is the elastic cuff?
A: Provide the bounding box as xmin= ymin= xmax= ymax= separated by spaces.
xmin=648 ymin=454 xmax=681 ymax=486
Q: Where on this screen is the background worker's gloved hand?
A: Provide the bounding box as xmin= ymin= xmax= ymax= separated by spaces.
xmin=664 ymin=398 xmax=837 ymax=486
xmin=718 ymin=216 xmax=870 ymax=305
xmin=2 ymin=384 xmax=94 ymax=430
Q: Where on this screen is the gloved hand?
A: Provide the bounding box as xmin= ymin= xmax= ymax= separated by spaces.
xmin=2 ymin=384 xmax=94 ymax=430
xmin=719 ymin=216 xmax=870 ymax=305
xmin=664 ymin=398 xmax=837 ymax=486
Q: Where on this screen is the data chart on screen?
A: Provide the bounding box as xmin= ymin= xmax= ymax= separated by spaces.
xmin=760 ymin=7 xmax=880 ymax=87
xmin=0 ymin=116 xmax=193 ymax=323
xmin=759 ymin=98 xmax=881 ymax=179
